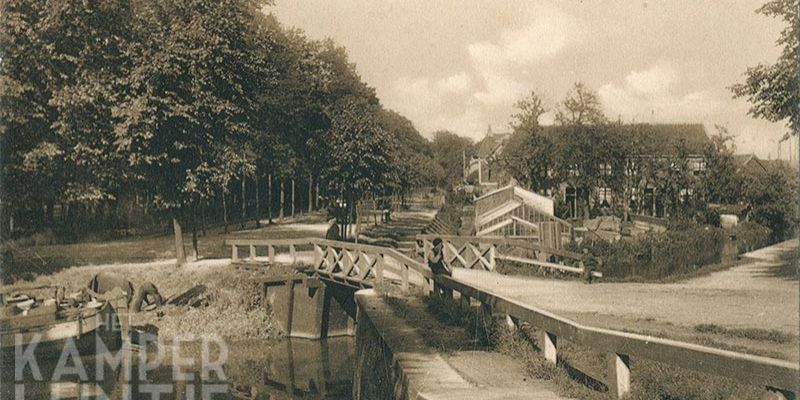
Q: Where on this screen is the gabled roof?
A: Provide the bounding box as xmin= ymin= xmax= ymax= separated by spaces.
xmin=733 ymin=154 xmax=767 ymax=173
xmin=536 ymin=123 xmax=710 ymax=155
xmin=475 ymin=131 xmax=511 ymax=159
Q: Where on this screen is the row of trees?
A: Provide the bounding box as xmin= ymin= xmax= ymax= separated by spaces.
xmin=0 ymin=0 xmax=441 ymax=262
xmin=497 ymin=82 xmax=797 ymax=239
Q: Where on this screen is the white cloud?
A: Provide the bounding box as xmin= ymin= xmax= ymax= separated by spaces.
xmin=436 ymin=73 xmax=473 ymax=93
xmin=599 ymin=65 xmax=721 ymax=123
xmin=624 ymin=64 xmax=675 ymax=95
xmin=468 ymin=3 xmax=581 ymax=106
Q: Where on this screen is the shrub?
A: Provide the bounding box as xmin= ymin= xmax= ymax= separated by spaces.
xmin=592 ymin=224 xmax=727 ymax=280
xmin=730 ymin=221 xmax=772 ymax=253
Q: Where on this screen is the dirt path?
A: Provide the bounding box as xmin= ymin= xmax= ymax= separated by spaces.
xmin=454 ymin=239 xmax=799 ymax=344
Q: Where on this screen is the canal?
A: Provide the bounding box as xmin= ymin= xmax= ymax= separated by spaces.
xmin=2 ymin=336 xmax=355 ymax=399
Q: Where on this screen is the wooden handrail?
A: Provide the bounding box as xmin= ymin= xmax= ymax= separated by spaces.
xmin=415 ymin=234 xmax=582 ymax=260
xmin=224 ymin=237 xmax=432 ymax=281
xmin=436 ymin=275 xmax=798 ymax=397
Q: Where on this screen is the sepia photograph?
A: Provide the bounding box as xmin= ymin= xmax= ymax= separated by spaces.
xmin=0 ymin=0 xmax=798 ymax=399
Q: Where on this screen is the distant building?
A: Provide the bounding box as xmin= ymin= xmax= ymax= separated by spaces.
xmin=465 ymin=125 xmax=511 ymax=187
xmin=469 ymin=123 xmax=712 ymax=219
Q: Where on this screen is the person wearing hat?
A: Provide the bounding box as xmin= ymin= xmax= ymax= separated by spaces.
xmin=426 ymin=238 xmax=452 ymax=277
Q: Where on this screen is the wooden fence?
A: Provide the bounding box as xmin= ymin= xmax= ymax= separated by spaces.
xmin=435 ymin=275 xmax=798 ymax=399
xmin=414 ymin=234 xmax=601 ymax=278
xmin=225 ymin=238 xmax=432 ymax=292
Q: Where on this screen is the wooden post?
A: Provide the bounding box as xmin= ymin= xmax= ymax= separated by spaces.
xmin=375 ymin=255 xmax=384 ymax=288
xmin=488 ymin=245 xmax=497 ymax=271
xmin=268 ymin=245 xmax=276 ymax=264
xmin=313 ymin=244 xmax=322 ymax=268
xmin=290 ymin=244 xmax=296 ymax=264
xmin=249 ymin=245 xmax=256 ymax=261
xmin=505 ymin=314 xmax=517 ymax=331
xmin=607 ymin=353 xmax=631 ymax=399
xmin=231 ymin=245 xmax=238 ymax=262
xmin=460 ymin=294 xmax=471 ymax=308
xmin=542 ymin=331 xmax=557 ymax=364
xmin=401 ymin=265 xmax=409 ymax=293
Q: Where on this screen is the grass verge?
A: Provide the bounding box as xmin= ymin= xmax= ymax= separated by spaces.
xmin=425 ymin=294 xmax=774 ymax=400
xmin=694 ymin=324 xmax=793 ymax=344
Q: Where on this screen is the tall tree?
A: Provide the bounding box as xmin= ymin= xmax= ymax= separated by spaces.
xmin=731 ymin=0 xmax=799 ymax=137
xmin=43 ymin=0 xmax=133 ymax=212
xmin=315 ymin=96 xmax=391 ymax=239
xmin=431 ymin=130 xmax=474 ymax=189
xmin=115 ymin=0 xmax=260 ymax=264
xmin=500 ymin=91 xmax=554 ymax=192
xmin=0 ymin=0 xmax=54 ymax=233
xmin=702 ymin=125 xmax=741 ymax=204
xmin=556 ymin=82 xmax=607 ymax=126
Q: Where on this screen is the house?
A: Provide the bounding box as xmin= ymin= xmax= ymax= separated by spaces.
xmin=733 ymin=154 xmax=768 ymax=175
xmin=465 ymin=125 xmax=511 ymax=187
xmin=482 ymin=123 xmax=712 ymax=219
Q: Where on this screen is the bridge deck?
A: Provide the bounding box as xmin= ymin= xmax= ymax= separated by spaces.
xmin=356 ymin=289 xmax=569 ymax=399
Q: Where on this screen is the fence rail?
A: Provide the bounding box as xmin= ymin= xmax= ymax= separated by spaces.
xmin=435 ymin=275 xmax=798 ymax=399
xmin=414 ymin=234 xmax=600 ymax=277
xmin=224 ymin=238 xmax=432 ymax=292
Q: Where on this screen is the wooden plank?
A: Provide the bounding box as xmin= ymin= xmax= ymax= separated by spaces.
xmin=476 ymin=218 xmax=513 ymax=236
xmin=496 ymin=254 xmax=603 ymax=278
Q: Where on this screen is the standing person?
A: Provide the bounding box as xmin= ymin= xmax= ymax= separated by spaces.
xmin=580 ymin=248 xmax=599 ymax=284
xmin=427 ymin=238 xmax=452 ymax=277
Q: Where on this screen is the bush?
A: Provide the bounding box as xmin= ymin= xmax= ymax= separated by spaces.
xmin=592 ymin=224 xmax=727 ymax=280
xmin=730 ymin=221 xmax=772 ymax=253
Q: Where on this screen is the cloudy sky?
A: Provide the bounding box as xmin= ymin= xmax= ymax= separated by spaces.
xmin=270 ymin=0 xmax=793 ymax=159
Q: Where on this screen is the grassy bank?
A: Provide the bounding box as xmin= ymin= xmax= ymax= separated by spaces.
xmin=2 ymin=259 xmax=288 ymax=340
xmin=1 ymin=213 xmax=328 ymax=284
xmin=424 ymin=294 xmax=777 ymax=400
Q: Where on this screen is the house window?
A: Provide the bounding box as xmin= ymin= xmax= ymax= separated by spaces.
xmin=598 ymin=163 xmax=612 ymax=176
xmin=568 ymin=164 xmax=580 ymax=177
xmin=597 ymin=187 xmax=612 ymax=207
xmin=689 ymin=158 xmax=705 ymax=176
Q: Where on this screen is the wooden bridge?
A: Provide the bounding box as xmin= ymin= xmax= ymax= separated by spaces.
xmin=224 ymin=237 xmax=798 ymax=399
xmin=414 ymin=234 xmax=603 ymax=278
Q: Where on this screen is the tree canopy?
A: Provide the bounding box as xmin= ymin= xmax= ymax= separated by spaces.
xmin=0 ymin=0 xmax=440 ymax=258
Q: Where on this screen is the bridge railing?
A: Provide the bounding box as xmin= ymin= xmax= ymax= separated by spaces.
xmin=414 ymin=235 xmax=601 ymax=278
xmin=435 ymin=275 xmax=798 ymax=399
xmin=225 ymin=238 xmax=432 ymax=292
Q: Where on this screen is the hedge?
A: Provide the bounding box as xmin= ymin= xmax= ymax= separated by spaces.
xmin=590 ymin=222 xmax=771 ymax=280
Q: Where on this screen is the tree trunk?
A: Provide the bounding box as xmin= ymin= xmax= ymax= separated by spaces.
xmin=315 ymin=181 xmax=320 ymax=210
xmin=373 ymin=194 xmax=378 ymax=226
xmin=291 ymin=178 xmax=296 ymax=218
xmin=240 ymin=178 xmax=246 ymax=229
xmin=201 ymin=201 xmax=207 ymax=237
xmin=254 ymin=174 xmax=261 ymax=228
xmin=191 ymin=220 xmax=198 ymax=261
xmin=268 ymin=174 xmax=273 ymax=224
xmin=355 ymin=199 xmax=361 ymax=243
xmin=173 ymin=216 xmax=187 ymax=265
xmin=307 ymin=173 xmax=313 ymax=214
xmin=279 ymin=179 xmax=285 ymax=220
xmin=222 ymin=193 xmax=229 ymax=234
